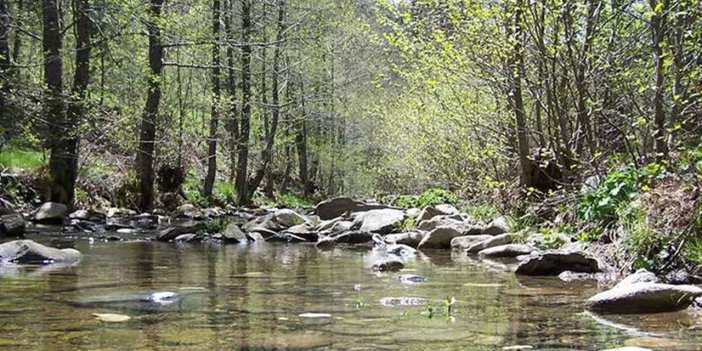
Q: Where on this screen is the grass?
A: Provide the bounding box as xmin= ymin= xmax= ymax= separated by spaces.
xmin=0 ymin=146 xmax=46 ymax=171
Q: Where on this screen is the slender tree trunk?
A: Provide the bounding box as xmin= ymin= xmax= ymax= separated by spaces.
xmin=296 ymin=79 xmax=310 ymax=196
xmin=225 ymin=0 xmax=238 ymax=183
xmin=203 ymin=0 xmax=221 ymax=199
xmin=0 ymin=0 xmax=11 ymax=120
xmin=667 ymin=2 xmax=687 ymax=150
xmin=508 ymin=0 xmax=530 ymax=187
xmin=650 ymin=0 xmax=668 ymax=160
xmin=235 ymin=0 xmax=252 ymax=205
xmin=136 ymin=0 xmax=165 ymax=211
xmin=247 ymin=0 xmax=285 ymax=200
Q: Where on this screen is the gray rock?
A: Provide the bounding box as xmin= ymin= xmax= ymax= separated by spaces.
xmin=222 ymin=223 xmax=250 ymax=243
xmin=174 ymin=233 xmax=198 ymax=243
xmin=371 ymin=257 xmax=404 ymax=272
xmin=352 ymin=209 xmax=405 ymax=235
xmin=106 ymin=207 xmax=136 ymax=218
xmin=418 ymin=204 xmax=459 ymax=221
xmin=282 ymin=223 xmax=318 ymax=242
xmin=315 ymin=236 xmax=336 ymax=250
xmin=266 ymin=233 xmax=309 ymax=243
xmin=334 ymin=231 xmax=373 ymax=244
xmin=405 ymin=208 xmax=421 ymax=219
xmin=587 ymin=282 xmax=702 ymax=314
xmin=273 ymin=208 xmax=307 ymax=228
xmin=0 ymin=240 xmax=81 ymax=264
xmin=68 ymin=209 xmax=91 ymax=220
xmin=466 ymin=233 xmax=515 ymax=254
xmin=600 ymin=348 xmax=651 ymax=351
xmin=515 ymin=250 xmax=601 ymax=276
xmin=417 ymin=216 xmax=474 ymax=233
xmin=417 ymin=226 xmax=464 ymax=249
xmin=0 ymin=214 xmax=25 ymax=237
xmin=317 ymin=217 xmax=341 ymax=231
xmin=615 ymin=269 xmax=660 ymax=288
xmin=385 ymin=231 xmax=425 ymax=248
xmin=173 ymin=204 xmax=204 ymax=220
xmin=156 ymin=221 xmax=205 ymax=242
xmin=32 ymin=202 xmax=68 ymax=223
xmin=481 ymin=216 xmax=510 ymax=235
xmin=478 ymin=244 xmax=536 ymax=258
xmin=451 ymin=235 xmax=493 ymax=250
xmin=329 ymin=221 xmax=353 ymax=236
xmin=315 ymin=197 xmax=391 ymax=220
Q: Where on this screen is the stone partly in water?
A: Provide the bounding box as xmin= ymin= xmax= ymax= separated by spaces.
xmin=32 ymin=202 xmax=68 ymax=224
xmin=478 ymin=244 xmax=536 ymax=258
xmin=515 ymin=250 xmax=600 ymax=276
xmin=0 ymin=214 xmax=25 ymax=237
xmin=156 ymin=221 xmax=206 ymax=242
xmin=418 ymin=204 xmax=459 ymax=222
xmin=352 ymin=209 xmax=405 ymax=235
xmin=384 ymin=231 xmax=425 ymax=248
xmin=371 ymin=257 xmax=404 ymax=272
xmin=418 ymin=226 xmax=465 ymax=249
xmin=222 ymin=223 xmax=250 ymax=243
xmin=586 ymin=282 xmax=702 ymax=314
xmin=314 ymin=197 xmax=391 ymax=220
xmin=451 ymin=235 xmax=493 ymax=250
xmin=333 ymin=231 xmax=374 ymax=245
xmin=466 ymin=233 xmax=515 ymax=254
xmin=0 ymin=240 xmax=81 ymax=264
xmin=273 ymin=209 xmax=307 ymax=229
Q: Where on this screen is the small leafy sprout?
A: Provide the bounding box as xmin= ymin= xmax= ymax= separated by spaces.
xmin=444 ymin=296 xmax=456 ymax=315
xmin=354 ymin=298 xmax=364 ymax=309
xmin=426 ymin=304 xmax=434 ymax=318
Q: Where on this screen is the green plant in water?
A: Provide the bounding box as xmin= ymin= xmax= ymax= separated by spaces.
xmin=425 ymin=304 xmax=434 ymax=319
xmin=444 ymin=296 xmax=456 ymax=316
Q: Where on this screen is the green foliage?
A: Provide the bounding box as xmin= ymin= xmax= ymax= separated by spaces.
xmin=0 ymin=146 xmax=46 ymax=171
xmin=684 ymin=235 xmax=702 ymax=266
xmin=275 ymin=193 xmax=314 ymax=208
xmin=214 ymin=181 xmax=237 ymax=205
xmin=536 ymin=226 xmax=570 ymax=249
xmin=578 ymin=163 xmax=665 ymax=224
xmin=618 ymin=200 xmax=659 ymax=270
xmin=197 ymin=218 xmax=231 ymax=235
xmin=393 ymin=188 xmax=458 ymax=209
xmin=463 ymin=204 xmax=500 ymax=222
xmin=395 ymin=217 xmax=417 ymax=231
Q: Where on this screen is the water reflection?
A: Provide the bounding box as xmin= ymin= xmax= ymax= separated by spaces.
xmin=0 ymin=237 xmax=700 ymax=350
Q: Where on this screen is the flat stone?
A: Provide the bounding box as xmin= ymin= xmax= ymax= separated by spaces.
xmin=515 ymin=250 xmax=600 ymax=276
xmin=385 ymin=231 xmax=425 ymax=248
xmin=0 ymin=240 xmax=81 ymax=264
xmin=466 ymin=233 xmax=515 ymax=254
xmin=418 ymin=226 xmax=464 ymax=249
xmin=273 ymin=209 xmax=307 ymax=228
xmin=315 ymin=197 xmax=391 ymax=220
xmin=478 ymin=244 xmax=536 ymax=258
xmin=32 ymin=202 xmax=68 ymax=223
xmin=615 ymin=269 xmax=660 ymax=288
xmin=352 ymin=209 xmax=405 ymax=235
xmin=222 ymin=223 xmax=250 ymax=243
xmin=334 ymin=231 xmax=373 ymax=244
xmin=451 ymin=235 xmax=493 ymax=250
xmin=418 ymin=204 xmax=459 ymax=221
xmin=587 ymin=282 xmax=702 ymax=314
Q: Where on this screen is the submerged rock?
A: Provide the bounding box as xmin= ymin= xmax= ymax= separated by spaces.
xmin=32 ymin=202 xmax=68 ymax=224
xmin=0 ymin=214 xmax=25 ymax=237
xmin=587 ymin=282 xmax=702 ymax=314
xmin=371 ymin=257 xmax=404 ymax=272
xmin=515 ymin=250 xmax=600 ymax=276
xmin=352 ymin=209 xmax=405 ymax=235
xmin=0 ymin=240 xmax=81 ymax=264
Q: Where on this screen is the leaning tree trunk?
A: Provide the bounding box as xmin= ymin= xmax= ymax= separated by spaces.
xmin=136 ymin=0 xmax=165 ymax=211
xmin=203 ymin=0 xmax=221 ymax=200
xmin=235 ymin=0 xmax=252 ymax=205
xmin=247 ymin=0 xmax=285 ymax=200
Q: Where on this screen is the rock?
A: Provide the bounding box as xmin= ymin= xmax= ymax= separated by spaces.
xmin=418 ymin=216 xmax=469 ymax=232
xmin=663 ymin=270 xmax=702 ymax=285
xmin=478 ymin=244 xmax=536 ymax=258
xmin=316 ymin=218 xmax=341 ymax=232
xmin=558 ymin=271 xmax=617 ymax=283
xmin=371 ymin=257 xmax=404 ymax=272
xmin=68 ymin=209 xmax=91 ymax=220
xmin=581 ymin=175 xmax=603 ymax=194
xmin=315 ymin=236 xmax=336 ymax=250
xmin=466 ymin=233 xmax=515 ymax=254
xmin=0 ymin=240 xmax=81 ymax=264
xmin=202 ymin=207 xmax=225 ymax=218
xmin=418 ymin=204 xmax=459 ymax=221
xmin=451 ymin=235 xmax=493 ymax=250
xmin=399 ymin=274 xmax=427 ymax=283
xmin=405 ymin=208 xmax=421 ymax=218
xmin=32 ymin=202 xmax=68 ymax=223
xmin=174 ymin=233 xmax=198 ymax=243
xmin=156 ymin=221 xmax=205 ymax=242
xmin=615 ymin=269 xmax=659 ymax=288
xmin=515 ymin=250 xmax=601 ymax=276
xmin=282 ymin=223 xmax=318 ymax=242
xmin=173 ymin=204 xmax=204 ymax=220
xmin=587 ymin=282 xmax=702 ymax=314
xmin=385 ymin=231 xmax=425 ymax=248
xmin=0 ymin=214 xmax=25 ymax=237
xmin=315 ymin=197 xmax=393 ymax=220
xmin=222 ymin=223 xmax=250 ymax=243
xmin=417 ymin=226 xmax=464 ymax=249
xmin=481 ymin=216 xmax=510 ymax=235
xmin=106 ymin=207 xmax=136 ymax=218
xmin=329 ymin=221 xmax=353 ymax=236
xmin=273 ymin=209 xmax=307 ymax=228
xmin=267 ymin=233 xmax=309 ymax=243
xmin=600 ymin=348 xmax=652 ymax=351
xmin=352 ymin=209 xmax=405 ymax=235
xmin=333 ymin=231 xmax=373 ymax=244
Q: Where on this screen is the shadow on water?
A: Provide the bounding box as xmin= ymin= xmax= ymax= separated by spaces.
xmin=0 ymin=233 xmax=701 ymax=350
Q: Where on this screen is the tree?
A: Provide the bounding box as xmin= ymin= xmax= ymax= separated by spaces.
xmin=235 ymin=0 xmax=252 ymax=205
xmin=203 ymin=0 xmax=222 ymax=199
xmin=136 ymin=0 xmax=165 ymax=211
xmin=650 ymin=0 xmax=669 ymax=160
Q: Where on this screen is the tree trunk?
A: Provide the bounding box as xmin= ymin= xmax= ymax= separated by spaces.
xmin=296 ymin=78 xmax=310 ymax=196
xmin=247 ymin=0 xmax=285 ymax=200
xmin=508 ymin=0 xmax=530 ymax=187
xmin=203 ymin=0 xmax=221 ymax=199
xmin=136 ymin=0 xmax=165 ymax=211
xmin=650 ymin=0 xmax=668 ymax=160
xmin=235 ymin=0 xmax=252 ymax=205
xmin=0 ymin=0 xmax=10 ymax=120
xmin=225 ymin=0 xmax=238 ymax=183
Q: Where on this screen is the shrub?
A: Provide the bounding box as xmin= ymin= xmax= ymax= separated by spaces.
xmin=393 ymin=188 xmax=458 ymax=209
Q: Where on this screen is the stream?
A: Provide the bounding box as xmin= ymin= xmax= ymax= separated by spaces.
xmin=0 ymin=229 xmax=701 ymax=350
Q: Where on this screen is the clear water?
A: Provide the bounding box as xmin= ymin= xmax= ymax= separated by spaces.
xmin=1 ymin=233 xmax=701 ymax=350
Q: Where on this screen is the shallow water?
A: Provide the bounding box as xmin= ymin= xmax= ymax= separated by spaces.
xmin=1 ymin=232 xmax=701 ymax=350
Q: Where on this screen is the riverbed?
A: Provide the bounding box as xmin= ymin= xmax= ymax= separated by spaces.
xmin=0 ymin=230 xmax=701 ymax=350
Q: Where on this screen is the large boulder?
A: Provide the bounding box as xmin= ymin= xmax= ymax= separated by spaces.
xmin=418 ymin=204 xmax=459 ymax=222
xmin=587 ymin=282 xmax=702 ymax=314
xmin=0 ymin=214 xmax=25 ymax=237
xmin=333 ymin=231 xmax=374 ymax=245
xmin=315 ymin=197 xmax=391 ymax=220
xmin=466 ymin=233 xmax=515 ymax=254
xmin=478 ymin=244 xmax=536 ymax=258
xmin=614 ymin=269 xmax=660 ymax=288
xmin=352 ymin=209 xmax=405 ymax=235
xmin=451 ymin=235 xmax=493 ymax=250
xmin=515 ymin=250 xmax=601 ymax=276
xmin=32 ymin=202 xmax=68 ymax=224
xmin=0 ymin=240 xmax=81 ymax=264
xmin=222 ymin=223 xmax=251 ymax=243
xmin=481 ymin=216 xmax=510 ymax=235
xmin=385 ymin=231 xmax=425 ymax=248
xmin=417 ymin=226 xmax=464 ymax=249
xmin=273 ymin=209 xmax=307 ymax=228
